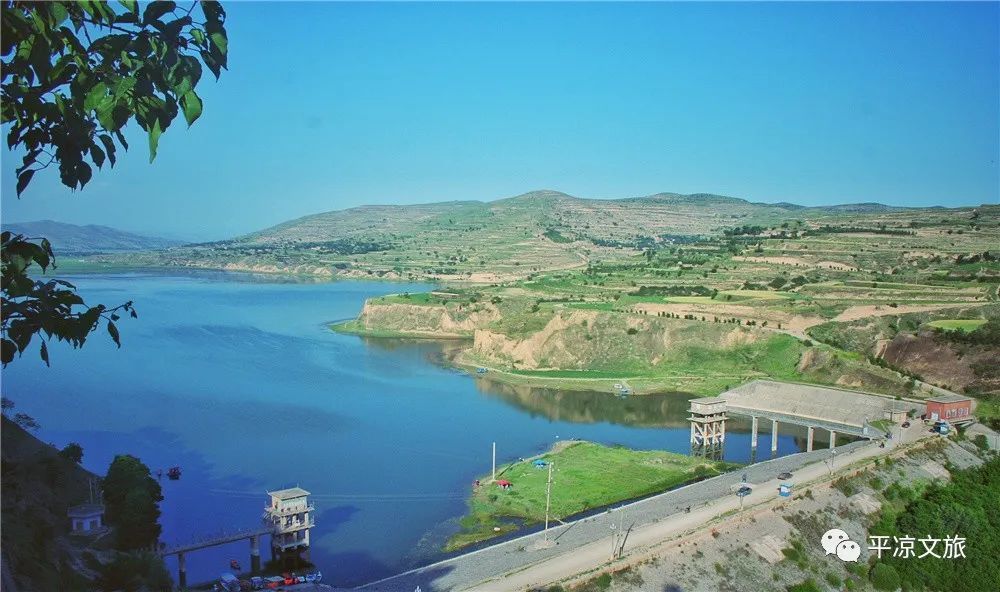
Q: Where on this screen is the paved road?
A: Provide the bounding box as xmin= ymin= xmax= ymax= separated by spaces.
xmin=356 ymin=440 xmax=871 ymax=592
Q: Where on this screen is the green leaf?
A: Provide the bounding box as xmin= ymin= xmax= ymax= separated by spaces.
xmin=98 ymin=134 xmax=117 ymax=166
xmin=147 ymin=117 xmax=162 ymax=163
xmin=49 ymin=2 xmax=69 ymax=26
xmin=90 ymin=142 xmax=106 ymax=168
xmin=119 ymin=0 xmax=138 ymax=13
xmin=113 ymin=76 xmax=137 ymax=100
xmin=16 ymin=169 xmax=35 ymax=196
xmin=115 ymin=130 xmax=129 ymax=151
xmin=209 ymin=31 xmax=227 ymax=57
xmin=200 ymin=50 xmax=221 ymax=79
xmin=1 ymin=339 xmax=15 ymax=366
xmin=75 ymin=161 xmax=93 ymax=189
xmin=84 ymin=82 xmax=108 ymax=112
xmin=201 ymin=1 xmax=226 ymax=26
xmin=143 ymin=1 xmax=176 ymax=26
xmin=180 ymin=90 xmax=202 ymax=126
xmin=107 ymin=321 xmax=121 ymax=348
xmin=191 ymin=28 xmax=205 ymax=46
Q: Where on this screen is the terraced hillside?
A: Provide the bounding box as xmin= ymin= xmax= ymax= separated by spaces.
xmin=320 ymin=193 xmax=997 ymax=417
xmin=90 ymin=191 xmax=997 ymax=283
xmin=86 ymin=190 xmax=998 ymax=413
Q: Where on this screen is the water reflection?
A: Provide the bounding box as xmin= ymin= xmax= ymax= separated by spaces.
xmin=472 ymin=378 xmax=692 ymax=427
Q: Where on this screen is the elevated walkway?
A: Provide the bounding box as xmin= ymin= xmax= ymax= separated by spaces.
xmin=160 ymin=526 xmax=272 ymax=556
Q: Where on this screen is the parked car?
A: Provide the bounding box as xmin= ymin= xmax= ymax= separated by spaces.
xmin=777 ymin=472 xmax=793 ymax=480
xmin=902 ymin=421 xmax=911 ymax=428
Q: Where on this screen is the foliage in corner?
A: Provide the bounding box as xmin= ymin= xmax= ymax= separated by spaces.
xmin=2 ymin=0 xmax=229 ymax=194
xmin=1 ymin=1 xmax=228 ymax=367
xmin=1 ymin=231 xmax=136 ymax=367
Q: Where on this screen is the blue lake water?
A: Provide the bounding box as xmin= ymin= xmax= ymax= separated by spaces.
xmin=2 ymin=272 xmax=824 ymax=586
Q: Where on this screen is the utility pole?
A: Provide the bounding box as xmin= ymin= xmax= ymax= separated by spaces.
xmin=492 ymin=442 xmax=496 ymax=482
xmin=615 ymin=508 xmax=626 ymax=559
xmin=544 ymin=462 xmax=553 ymax=537
xmin=609 ymin=511 xmax=618 ymax=560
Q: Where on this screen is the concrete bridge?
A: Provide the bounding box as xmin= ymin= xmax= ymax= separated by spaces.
xmin=690 ymin=380 xmax=922 ymax=457
xmin=160 ymin=526 xmax=271 ymax=588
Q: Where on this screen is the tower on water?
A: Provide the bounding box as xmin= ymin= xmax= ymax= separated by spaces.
xmin=264 ymin=487 xmax=314 ymax=568
xmin=688 ymin=397 xmax=727 ymax=459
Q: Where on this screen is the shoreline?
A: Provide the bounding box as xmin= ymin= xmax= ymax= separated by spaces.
xmin=53 ymin=259 xmax=525 ymax=285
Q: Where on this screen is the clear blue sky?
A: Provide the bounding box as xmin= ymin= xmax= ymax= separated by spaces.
xmin=2 ymin=1 xmax=998 ymax=240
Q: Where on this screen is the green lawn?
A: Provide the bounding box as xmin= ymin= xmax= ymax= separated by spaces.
xmin=925 ymin=319 xmax=987 ymax=332
xmin=446 ymin=441 xmax=731 ymax=550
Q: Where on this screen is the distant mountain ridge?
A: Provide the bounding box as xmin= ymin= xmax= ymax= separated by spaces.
xmin=2 ymin=220 xmax=184 ymax=254
xmin=236 ymin=189 xmax=939 ymax=245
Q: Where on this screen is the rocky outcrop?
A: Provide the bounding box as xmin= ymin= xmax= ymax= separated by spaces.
xmin=357 ymin=301 xmax=500 ymax=337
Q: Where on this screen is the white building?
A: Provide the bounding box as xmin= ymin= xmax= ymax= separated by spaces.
xmin=264 ymin=487 xmax=314 ymax=563
xmin=68 ymin=503 xmax=105 ymax=534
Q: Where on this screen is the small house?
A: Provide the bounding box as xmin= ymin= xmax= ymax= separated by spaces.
xmin=925 ymin=394 xmax=974 ymax=423
xmin=68 ymin=503 xmax=105 ymax=534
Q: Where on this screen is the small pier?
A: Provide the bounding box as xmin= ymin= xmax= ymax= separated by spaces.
xmin=160 ymin=487 xmax=315 ymax=589
xmin=160 ymin=527 xmax=271 ymax=588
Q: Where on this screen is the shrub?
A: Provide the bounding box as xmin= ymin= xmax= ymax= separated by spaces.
xmin=870 ymin=562 xmax=901 ymax=591
xmin=94 ymin=552 xmax=172 ymax=592
xmin=58 ymin=442 xmax=84 ymax=464
xmin=594 ymin=573 xmax=612 ymax=590
xmin=786 ymin=579 xmax=822 ymax=592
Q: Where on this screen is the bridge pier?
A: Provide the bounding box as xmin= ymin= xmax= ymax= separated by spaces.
xmin=178 ymin=552 xmax=186 ymax=589
xmin=829 ymin=430 xmax=837 ymax=449
xmin=750 ymin=416 xmax=759 ymax=450
xmin=771 ymin=420 xmax=778 ymax=454
xmin=806 ymin=426 xmax=814 ymax=452
xmin=251 ymin=534 xmax=261 ymax=573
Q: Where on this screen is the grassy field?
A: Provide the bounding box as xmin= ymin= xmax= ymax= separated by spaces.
xmin=925 ymin=319 xmax=988 ymax=332
xmin=446 ymin=441 xmax=731 ymax=550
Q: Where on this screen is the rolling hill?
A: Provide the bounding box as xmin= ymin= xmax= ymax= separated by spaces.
xmin=2 ymin=220 xmax=184 ymax=254
xmin=84 ymin=189 xmax=993 ymax=281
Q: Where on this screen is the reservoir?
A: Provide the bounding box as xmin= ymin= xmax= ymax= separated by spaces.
xmin=2 ymin=273 xmax=822 ymax=586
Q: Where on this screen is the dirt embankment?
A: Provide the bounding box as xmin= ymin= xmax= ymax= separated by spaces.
xmin=882 ymin=331 xmax=998 ymax=394
xmin=470 ymin=310 xmax=757 ymax=372
xmin=357 ymin=301 xmax=500 ymax=337
xmin=632 ymin=302 xmax=824 ymax=337
xmin=833 ymin=303 xmax=972 ymax=323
